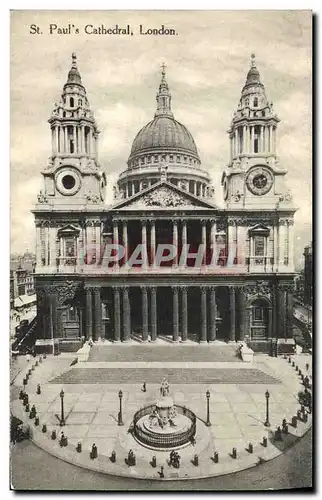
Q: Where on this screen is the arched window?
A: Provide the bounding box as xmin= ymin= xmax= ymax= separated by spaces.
xmin=245 ymin=98 xmax=249 ymax=106
xmin=253 ymin=97 xmax=258 ymax=107
xmin=78 ymin=98 xmax=82 ymax=106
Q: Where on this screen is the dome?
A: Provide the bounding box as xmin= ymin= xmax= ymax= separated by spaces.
xmin=129 ymin=115 xmax=199 ymax=160
xmin=65 ymin=53 xmax=83 ymax=87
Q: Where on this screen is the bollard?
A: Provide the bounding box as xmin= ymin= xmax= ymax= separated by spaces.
xmin=275 ymin=426 xmax=283 ymax=441
xmin=303 ymin=412 xmax=308 ymax=423
xmin=248 ymin=443 xmax=253 ymax=454
xmin=142 ymin=381 xmax=147 ymax=392
xmin=299 ymin=369 xmax=302 ymax=376
xmin=25 ymin=403 xmax=30 ymax=412
xmin=194 ymin=454 xmax=199 ymax=466
xmin=35 ymin=360 xmax=39 ymax=367
xmin=262 ymin=436 xmax=267 ymax=447
xmin=160 ymin=465 xmax=165 ymax=478
xmin=91 ymin=443 xmax=98 ymax=459
xmin=34 ymin=416 xmax=39 ymax=426
xmin=292 ymin=361 xmax=295 ymax=367
xmin=111 ymin=450 xmax=116 ymax=463
xmin=76 ymin=442 xmax=82 ymax=453
xmin=232 ymin=447 xmax=237 ymax=459
xmin=214 ymin=451 xmax=219 ymax=463
xmin=19 ymin=390 xmax=25 ymax=400
xmin=288 ymin=357 xmax=291 ymax=364
xmin=295 ymin=365 xmax=298 ymax=372
xmin=42 ymin=424 xmax=47 ymax=433
xmin=151 ymin=455 xmax=157 ymax=468
xmin=36 ymin=384 xmax=41 ymax=395
xmin=306 ymin=363 xmax=309 ymax=371
xmin=51 ymin=430 xmax=56 ymax=440
xmin=43 ymin=353 xmax=47 ymax=359
xmin=291 ymin=416 xmax=297 ymax=428
xmin=31 ymin=365 xmax=35 ymax=371
xmin=39 ymin=357 xmax=42 ymax=364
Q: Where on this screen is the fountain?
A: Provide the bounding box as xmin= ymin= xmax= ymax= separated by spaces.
xmin=132 ymin=378 xmax=196 ymax=450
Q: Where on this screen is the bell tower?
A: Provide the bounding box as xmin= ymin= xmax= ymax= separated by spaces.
xmin=221 ymin=54 xmax=292 ymax=209
xmin=37 ymin=53 xmax=106 ymax=207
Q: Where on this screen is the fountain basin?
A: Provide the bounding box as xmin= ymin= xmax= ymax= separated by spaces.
xmin=132 ymin=404 xmax=196 ymax=450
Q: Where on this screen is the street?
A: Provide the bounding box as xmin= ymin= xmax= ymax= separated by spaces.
xmin=10 ymin=429 xmax=312 ymax=491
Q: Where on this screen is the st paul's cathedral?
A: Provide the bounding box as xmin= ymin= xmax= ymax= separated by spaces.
xmin=32 ymin=53 xmax=296 ymax=354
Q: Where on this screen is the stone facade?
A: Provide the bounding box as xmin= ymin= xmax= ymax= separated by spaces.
xmin=32 ymin=54 xmax=297 ymax=353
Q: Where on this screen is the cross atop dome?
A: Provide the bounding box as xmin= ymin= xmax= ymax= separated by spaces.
xmin=71 ymin=52 xmax=77 ymax=68
xmin=250 ymin=53 xmax=256 ymax=68
xmin=155 ymin=63 xmax=173 ymax=118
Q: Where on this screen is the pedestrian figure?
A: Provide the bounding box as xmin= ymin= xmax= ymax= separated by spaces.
xmin=306 ymin=363 xmax=309 ymax=371
xmin=37 ymin=384 xmax=41 ymax=395
xmin=142 ymin=381 xmax=146 ymax=392
xmin=160 ymin=465 xmax=165 ymax=478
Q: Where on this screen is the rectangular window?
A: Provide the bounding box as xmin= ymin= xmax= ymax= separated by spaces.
xmin=254 ymin=236 xmax=265 ymax=256
xmin=154 ymin=155 xmax=158 ymax=163
xmin=254 ymin=307 xmax=264 ymax=322
xmin=169 ymin=155 xmax=174 ymax=162
xmin=147 ymin=156 xmax=151 ymax=163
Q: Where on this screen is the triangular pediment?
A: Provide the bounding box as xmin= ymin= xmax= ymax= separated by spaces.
xmin=111 ymin=181 xmax=217 ymax=210
xmin=248 ymin=223 xmax=270 ymax=235
xmin=57 ymin=224 xmax=80 ymax=235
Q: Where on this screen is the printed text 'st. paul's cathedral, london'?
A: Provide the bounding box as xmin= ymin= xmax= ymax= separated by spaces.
xmin=32 ymin=53 xmax=297 ymax=354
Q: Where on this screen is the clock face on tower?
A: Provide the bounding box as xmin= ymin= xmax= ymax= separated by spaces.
xmin=246 ymin=167 xmax=273 ymax=196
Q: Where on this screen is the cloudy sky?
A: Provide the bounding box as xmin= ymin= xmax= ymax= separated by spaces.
xmin=10 ymin=10 xmax=312 ymax=267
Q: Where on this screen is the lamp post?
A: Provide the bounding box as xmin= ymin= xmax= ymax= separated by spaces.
xmin=264 ymin=390 xmax=270 ymax=427
xmin=60 ymin=389 xmax=65 ymax=426
xmin=205 ymin=390 xmax=211 ymax=427
xmin=118 ymin=390 xmax=124 ymax=426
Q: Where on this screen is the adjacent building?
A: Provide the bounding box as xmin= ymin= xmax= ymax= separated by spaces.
xmin=303 ymin=242 xmax=312 ymax=306
xmin=32 ymin=53 xmax=297 ymax=353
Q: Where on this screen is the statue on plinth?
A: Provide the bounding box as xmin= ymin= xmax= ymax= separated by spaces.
xmin=160 ymin=377 xmax=170 ymax=397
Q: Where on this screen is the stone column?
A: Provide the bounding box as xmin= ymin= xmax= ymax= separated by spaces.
xmin=250 ymin=126 xmax=253 ymax=153
xmin=286 ymin=290 xmax=294 ymax=339
xmin=85 ymin=288 xmax=93 ymax=341
xmin=113 ymin=220 xmax=119 ymax=269
xmin=49 ymin=292 xmax=58 ymax=339
xmin=151 ymin=287 xmax=157 ymax=341
xmin=173 ymin=220 xmax=178 ymax=266
xmin=123 ymin=220 xmax=128 ymax=267
xmin=113 ymin=287 xmax=121 ymax=342
xmin=51 ymin=128 xmax=55 ymax=153
xmin=95 ymin=223 xmax=101 ymax=264
xmin=273 ymin=126 xmax=277 ymax=153
xmin=269 ymin=125 xmax=273 ymax=152
xmin=125 ymin=184 xmax=129 ymax=198
xmin=194 ymin=182 xmax=197 ymax=196
xmin=200 ymin=287 xmax=207 ymax=342
xmin=141 ymin=220 xmax=148 ymax=267
xmin=36 ymin=225 xmax=41 ymax=268
xmin=201 ymin=219 xmax=207 ymax=266
xmin=229 ymin=287 xmax=236 ymax=341
xmin=234 ymin=128 xmax=238 ymax=156
xmin=288 ymin=222 xmax=294 ymax=270
xmin=150 ymin=220 xmax=156 ymax=267
xmin=209 ymin=287 xmax=217 ymax=342
xmin=49 ymin=227 xmax=57 ymax=268
xmin=141 ymin=286 xmax=149 ymax=341
xmin=93 ymin=287 xmax=102 ymax=341
xmin=260 ymin=125 xmax=264 ymax=153
xmin=123 ymin=287 xmax=131 ymax=342
xmin=242 ymin=125 xmax=246 ymax=153
xmin=64 ymin=126 xmax=68 ymax=153
xmin=81 ymin=125 xmax=85 ymax=153
xmin=277 ymin=287 xmax=286 ymax=338
xmin=73 ymin=126 xmax=77 ymax=153
xmin=181 ymin=220 xmax=187 ymax=267
xmin=172 ymin=286 xmax=179 ymax=342
xmin=210 ymin=219 xmax=216 ymax=266
xmin=230 ymin=137 xmax=233 ymax=160
xmin=238 ymin=287 xmax=245 ymax=341
xmin=181 ymin=287 xmax=188 ymax=342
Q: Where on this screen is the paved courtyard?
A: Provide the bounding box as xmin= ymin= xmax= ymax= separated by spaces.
xmin=11 ymin=346 xmax=312 ymax=481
